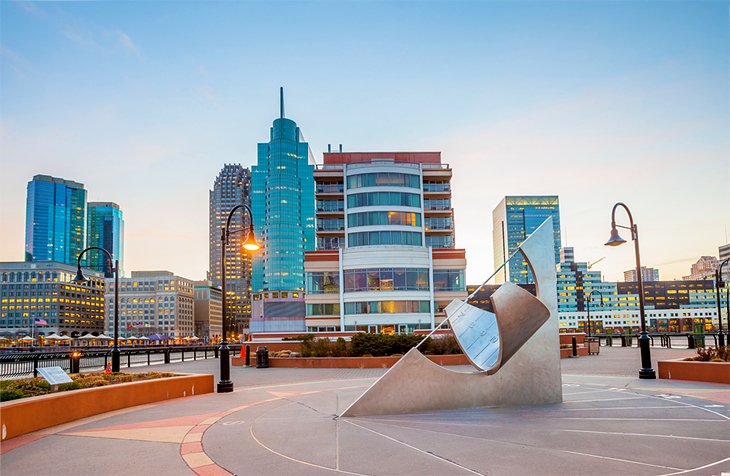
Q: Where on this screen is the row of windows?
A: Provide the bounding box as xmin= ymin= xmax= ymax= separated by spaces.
xmin=344 ymin=268 xmax=429 ymax=292
xmin=307 ymin=303 xmax=340 ymax=316
xmin=347 ymin=211 xmax=421 ymax=228
xmin=424 ymin=217 xmax=452 ymax=230
xmin=424 ymin=198 xmax=451 ymax=210
xmin=432 ymin=270 xmax=465 ymax=291
xmin=348 ymin=231 xmax=422 ymax=247
xmin=347 ymin=173 xmax=420 ymax=190
xmin=347 ymin=192 xmax=420 ymax=209
xmin=345 ymin=300 xmax=431 ymax=315
xmin=306 ymin=272 xmax=340 ymax=294
xmin=426 ymin=235 xmax=454 ymax=248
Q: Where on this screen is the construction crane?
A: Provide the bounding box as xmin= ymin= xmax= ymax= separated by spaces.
xmin=588 ymin=257 xmax=605 ymax=269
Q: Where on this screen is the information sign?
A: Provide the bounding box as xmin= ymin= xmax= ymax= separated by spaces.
xmin=37 ymin=366 xmax=73 ymax=385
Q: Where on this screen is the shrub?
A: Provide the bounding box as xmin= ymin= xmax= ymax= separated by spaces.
xmin=423 ymin=334 xmax=462 ymax=355
xmin=0 ymin=371 xmax=176 ymax=401
xmin=349 ymin=333 xmax=424 ymax=357
xmin=686 ymin=346 xmax=730 ymax=362
xmin=282 ymin=334 xmax=313 ymax=341
xmin=0 ymin=389 xmax=25 ymax=402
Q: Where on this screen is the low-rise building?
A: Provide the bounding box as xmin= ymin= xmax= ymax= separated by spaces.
xmin=106 ymin=271 xmax=194 ymax=339
xmin=193 ymin=280 xmax=222 ymax=343
xmin=0 ymin=261 xmax=105 ymax=338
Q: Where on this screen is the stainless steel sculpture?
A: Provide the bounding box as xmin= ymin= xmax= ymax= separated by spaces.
xmin=341 ymin=218 xmax=562 ymax=417
xmin=448 ymin=282 xmax=550 ymax=373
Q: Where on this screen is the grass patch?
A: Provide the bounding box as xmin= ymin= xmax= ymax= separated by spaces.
xmin=0 ymin=371 xmax=175 ymax=402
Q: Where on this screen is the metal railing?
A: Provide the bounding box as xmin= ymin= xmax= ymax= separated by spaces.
xmin=0 ymin=345 xmax=242 ymax=379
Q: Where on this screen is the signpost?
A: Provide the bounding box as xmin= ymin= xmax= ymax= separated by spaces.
xmin=37 ymin=366 xmax=73 ymax=392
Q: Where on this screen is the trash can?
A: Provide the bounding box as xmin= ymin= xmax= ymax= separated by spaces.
xmin=621 ymin=336 xmax=627 ymax=347
xmin=687 ymin=334 xmax=695 ymax=349
xmin=694 ymin=334 xmax=705 ymax=348
xmin=256 ymin=346 xmax=269 ymax=368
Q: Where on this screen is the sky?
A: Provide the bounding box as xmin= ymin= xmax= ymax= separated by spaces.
xmin=1 ymin=0 xmax=728 ymax=284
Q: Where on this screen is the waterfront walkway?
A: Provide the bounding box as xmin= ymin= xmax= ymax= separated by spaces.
xmin=2 ymin=347 xmax=728 ymax=476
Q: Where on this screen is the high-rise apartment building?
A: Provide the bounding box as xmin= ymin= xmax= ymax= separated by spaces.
xmin=492 ymin=196 xmax=561 ymax=284
xmin=25 ymin=175 xmax=87 ymax=265
xmin=302 ymin=151 xmax=466 ymax=333
xmin=86 ymin=202 xmax=124 ymax=277
xmin=623 ymin=267 xmax=659 ymax=283
xmin=105 ymin=271 xmax=194 ymax=339
xmin=209 ymin=165 xmax=252 ymax=331
xmin=0 ymin=261 xmax=105 ymax=337
xmin=250 ymin=89 xmax=315 ymax=329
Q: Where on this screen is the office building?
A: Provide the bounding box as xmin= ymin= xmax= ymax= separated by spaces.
xmin=105 ymin=271 xmax=194 ymax=339
xmin=0 ymin=261 xmax=105 ymax=338
xmin=623 ymin=267 xmax=659 ymax=283
xmin=474 ymin=242 xmax=723 ymax=335
xmin=86 ymin=202 xmax=124 ymax=277
xmin=249 ymin=89 xmax=315 ymax=331
xmin=492 ymin=196 xmax=561 ymax=284
xmin=302 ymin=151 xmax=466 ymax=333
xmin=209 ymin=165 xmax=253 ymax=332
xmin=683 ymin=256 xmax=719 ymax=281
xmin=25 ymin=175 xmax=87 ymax=265
xmin=193 ymin=281 xmax=223 ymax=342
xmin=720 ymin=244 xmax=730 ymax=262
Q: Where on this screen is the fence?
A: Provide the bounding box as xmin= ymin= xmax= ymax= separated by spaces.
xmin=0 ymin=345 xmax=242 ymax=379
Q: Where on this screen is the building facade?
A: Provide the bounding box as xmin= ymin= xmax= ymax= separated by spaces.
xmin=303 ymin=151 xmax=466 ymax=334
xmin=250 ymin=89 xmax=315 ymax=331
xmin=209 ymin=165 xmax=253 ymax=332
xmin=492 ymin=196 xmax=561 ymax=284
xmin=105 ymin=271 xmax=194 ymax=339
xmin=623 ymin=266 xmax=659 ymax=283
xmin=193 ymin=281 xmax=223 ymax=342
xmin=25 ymin=175 xmax=87 ymax=265
xmin=683 ymin=256 xmax=719 ymax=281
xmin=0 ymin=261 xmax=105 ymax=338
xmin=503 ymin=247 xmax=725 ymax=334
xmin=86 ymin=202 xmax=124 ymax=277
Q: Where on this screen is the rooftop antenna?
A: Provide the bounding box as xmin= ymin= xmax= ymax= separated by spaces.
xmin=279 ymin=86 xmax=284 ymax=119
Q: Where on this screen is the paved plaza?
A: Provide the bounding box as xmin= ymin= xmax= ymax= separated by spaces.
xmin=1 ymin=347 xmax=729 ymax=476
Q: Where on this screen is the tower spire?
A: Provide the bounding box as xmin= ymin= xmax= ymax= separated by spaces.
xmin=280 ymin=86 xmax=284 ymax=119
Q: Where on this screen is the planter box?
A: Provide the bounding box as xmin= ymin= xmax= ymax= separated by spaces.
xmin=658 ymin=360 xmax=730 ymax=385
xmin=0 ymin=373 xmax=214 ymax=441
xmin=560 ymin=347 xmax=589 ymax=358
xmin=234 ymin=354 xmax=470 ymax=369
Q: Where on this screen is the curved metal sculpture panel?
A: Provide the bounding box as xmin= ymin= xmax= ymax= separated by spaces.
xmin=447 ymin=283 xmax=549 ymax=373
xmin=341 ymin=218 xmax=561 ymax=417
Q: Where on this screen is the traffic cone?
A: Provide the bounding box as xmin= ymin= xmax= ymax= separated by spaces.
xmin=104 ymin=362 xmax=112 ymax=374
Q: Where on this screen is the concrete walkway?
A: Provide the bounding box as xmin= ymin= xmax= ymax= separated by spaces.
xmin=1 ymin=347 xmax=729 ymax=476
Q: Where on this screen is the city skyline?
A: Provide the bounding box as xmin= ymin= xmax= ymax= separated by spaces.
xmin=1 ymin=1 xmax=727 ymax=283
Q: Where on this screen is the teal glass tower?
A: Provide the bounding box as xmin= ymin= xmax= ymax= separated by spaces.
xmin=251 ymin=88 xmax=315 ymax=292
xmin=492 ymin=196 xmax=561 ymax=284
xmin=25 ymin=175 xmax=87 ymax=265
xmin=87 ymin=202 xmax=124 ymax=277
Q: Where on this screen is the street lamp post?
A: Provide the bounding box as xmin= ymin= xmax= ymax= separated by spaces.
xmin=218 ymin=204 xmax=260 ymax=393
xmin=586 ymin=289 xmax=603 ymax=337
xmin=72 ymin=247 xmax=120 ymax=372
xmin=605 ymin=202 xmax=656 ymax=379
xmin=715 ymin=258 xmax=729 ymax=347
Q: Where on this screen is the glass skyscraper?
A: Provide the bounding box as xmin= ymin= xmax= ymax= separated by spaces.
xmin=492 ymin=195 xmax=561 ymax=284
xmin=25 ymin=175 xmax=87 ymax=265
xmin=209 ymin=164 xmax=252 ymax=331
xmin=86 ymin=202 xmax=124 ymax=277
xmin=251 ymin=88 xmax=315 ymax=293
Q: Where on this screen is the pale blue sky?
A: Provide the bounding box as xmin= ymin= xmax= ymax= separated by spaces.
xmin=1 ymin=1 xmax=728 ymax=282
